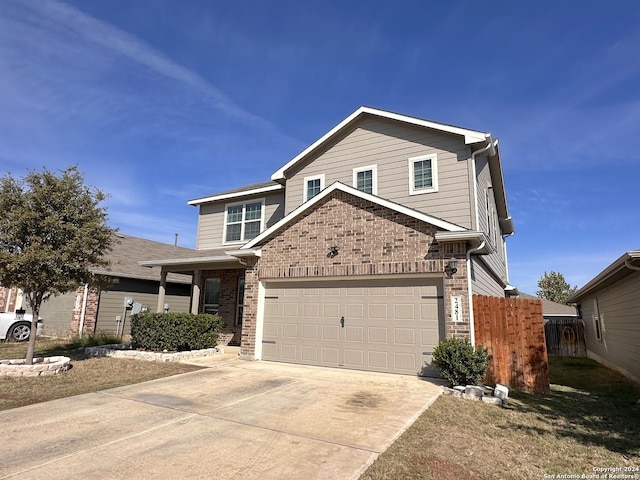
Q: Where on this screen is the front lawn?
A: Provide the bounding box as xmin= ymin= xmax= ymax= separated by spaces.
xmin=0 ymin=338 xmax=201 ymax=411
xmin=361 ymin=357 xmax=640 ymax=480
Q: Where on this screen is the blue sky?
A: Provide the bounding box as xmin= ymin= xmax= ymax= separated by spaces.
xmin=1 ymin=0 xmax=639 ymax=295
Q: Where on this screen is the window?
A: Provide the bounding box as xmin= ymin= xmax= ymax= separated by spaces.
xmin=303 ymin=174 xmax=325 ymax=202
xmin=593 ymin=297 xmax=604 ymax=343
xmin=236 ymin=277 xmax=245 ymax=327
xmin=203 ymin=278 xmax=220 ymax=314
xmin=224 ymin=200 xmax=264 ymax=243
xmin=408 ymin=154 xmax=438 ymax=195
xmin=353 ymin=165 xmax=377 ymax=195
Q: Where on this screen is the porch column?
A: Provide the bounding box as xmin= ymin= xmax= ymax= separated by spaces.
xmin=156 ymin=268 xmax=167 ymax=313
xmin=191 ymin=269 xmax=201 ymax=314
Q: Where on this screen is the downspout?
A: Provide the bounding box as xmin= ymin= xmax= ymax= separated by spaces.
xmin=466 ymin=241 xmax=486 ymax=347
xmin=78 ymin=283 xmax=89 ymax=338
xmin=502 ymin=232 xmax=515 ymax=282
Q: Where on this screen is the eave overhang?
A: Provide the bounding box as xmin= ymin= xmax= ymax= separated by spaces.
xmin=567 ymin=250 xmax=640 ymax=303
xmin=272 ymin=106 xmax=493 ymax=182
xmin=242 ymin=181 xmax=466 ymax=250
xmin=434 ymin=231 xmax=495 ymax=255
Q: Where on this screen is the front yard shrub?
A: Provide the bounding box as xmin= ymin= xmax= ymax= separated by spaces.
xmin=432 ymin=337 xmax=490 ymax=386
xmin=130 ymin=312 xmax=224 ymax=351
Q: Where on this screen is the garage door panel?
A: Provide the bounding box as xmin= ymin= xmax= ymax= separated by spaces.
xmin=281 ymin=344 xmax=297 ymax=360
xmin=394 ymin=328 xmax=416 ymax=345
xmin=368 ymin=327 xmax=388 ymax=343
xmin=345 ymin=304 xmax=364 ymax=318
xmin=394 ymin=304 xmax=415 ymax=320
xmin=322 ymin=303 xmax=340 ymax=318
xmin=302 ymin=325 xmax=318 ymax=340
xmin=301 ymin=346 xmax=318 ymax=362
xmin=367 ymin=351 xmax=388 ymax=369
xmin=345 ymin=326 xmax=364 ymax=342
xmin=263 ymin=277 xmax=443 ymax=375
xmin=368 ymin=304 xmax=388 ymax=319
xmin=345 ymin=349 xmax=364 ymax=368
xmin=322 ymin=325 xmax=340 ymax=341
xmin=321 ymin=348 xmax=340 ymax=365
xmin=282 ymin=323 xmax=298 ymax=338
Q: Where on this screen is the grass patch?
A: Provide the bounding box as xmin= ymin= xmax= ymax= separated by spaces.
xmin=361 ymin=356 xmax=640 ymax=480
xmin=0 ymin=338 xmax=202 ymax=411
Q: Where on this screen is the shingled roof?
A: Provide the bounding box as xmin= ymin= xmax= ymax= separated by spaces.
xmin=92 ymin=233 xmax=194 ymax=284
xmin=519 ymin=293 xmax=577 ymax=317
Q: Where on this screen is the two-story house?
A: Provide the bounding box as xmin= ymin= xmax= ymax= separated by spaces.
xmin=142 ymin=106 xmax=515 ymax=376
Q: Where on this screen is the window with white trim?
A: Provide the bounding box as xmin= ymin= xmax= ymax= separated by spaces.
xmin=236 ymin=277 xmax=245 ymax=327
xmin=593 ymin=297 xmax=604 ymax=343
xmin=224 ymin=199 xmax=264 ymax=243
xmin=353 ymin=165 xmax=377 ymax=195
xmin=303 ymin=174 xmax=325 ymax=202
xmin=408 ymin=154 xmax=438 ymax=195
xmin=203 ymin=278 xmax=220 ymax=314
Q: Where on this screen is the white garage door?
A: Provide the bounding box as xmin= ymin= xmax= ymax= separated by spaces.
xmin=261 ymin=277 xmax=444 ymax=375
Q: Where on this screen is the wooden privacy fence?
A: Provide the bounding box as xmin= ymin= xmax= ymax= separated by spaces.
xmin=473 ymin=295 xmax=550 ymax=393
xmin=544 ymin=318 xmax=586 ymax=357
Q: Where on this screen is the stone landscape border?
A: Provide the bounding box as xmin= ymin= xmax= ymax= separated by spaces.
xmin=84 ymin=344 xmax=223 ymax=362
xmin=0 ymin=356 xmax=71 ymax=377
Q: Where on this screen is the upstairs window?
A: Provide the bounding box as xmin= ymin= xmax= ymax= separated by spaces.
xmin=353 ymin=165 xmax=377 ymax=195
xmin=408 ymin=154 xmax=438 ymax=195
xmin=303 ymin=174 xmax=325 ymax=202
xmin=224 ymin=200 xmax=264 ymax=243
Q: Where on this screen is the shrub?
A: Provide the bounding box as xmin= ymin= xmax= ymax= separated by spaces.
xmin=432 ymin=337 xmax=490 ymax=386
xmin=130 ymin=312 xmax=224 ymax=352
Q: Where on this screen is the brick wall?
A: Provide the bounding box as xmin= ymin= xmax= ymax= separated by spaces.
xmin=240 ymin=190 xmax=472 ymax=358
xmin=200 ymin=268 xmax=245 ymax=345
xmin=70 ymin=286 xmax=100 ymax=335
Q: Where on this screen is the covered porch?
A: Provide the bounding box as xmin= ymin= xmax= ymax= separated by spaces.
xmin=139 ymin=249 xmax=249 ymax=346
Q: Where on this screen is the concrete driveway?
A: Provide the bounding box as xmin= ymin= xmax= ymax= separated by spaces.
xmin=0 ymin=359 xmax=441 ymax=480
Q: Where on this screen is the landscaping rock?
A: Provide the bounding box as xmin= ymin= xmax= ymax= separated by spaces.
xmin=494 ymin=384 xmax=509 ymax=401
xmin=0 ymin=356 xmax=71 ymax=377
xmin=464 ymin=385 xmax=484 ymax=398
xmin=481 ymin=395 xmax=503 ymax=405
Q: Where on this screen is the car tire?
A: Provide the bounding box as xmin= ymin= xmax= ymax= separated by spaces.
xmin=8 ymin=322 xmax=31 ymax=342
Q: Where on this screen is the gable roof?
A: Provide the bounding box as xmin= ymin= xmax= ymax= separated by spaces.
xmin=566 ymin=250 xmax=640 ymax=303
xmin=242 ymin=181 xmax=465 ymax=250
xmin=93 ymin=234 xmax=193 ymax=284
xmin=271 ymin=106 xmax=493 ymax=182
xmin=518 ymin=293 xmax=578 ymax=317
xmin=188 ymin=181 xmax=283 ymax=206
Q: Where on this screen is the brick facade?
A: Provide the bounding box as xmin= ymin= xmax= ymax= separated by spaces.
xmin=0 ymin=286 xmax=20 ymax=313
xmin=240 ymin=190 xmax=472 ymax=358
xmin=70 ymin=285 xmax=100 ymax=335
xmin=200 ymin=268 xmax=245 ymax=345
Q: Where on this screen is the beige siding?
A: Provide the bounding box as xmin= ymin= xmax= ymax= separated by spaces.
xmin=284 ymin=117 xmax=473 ymax=228
xmin=579 ymin=271 xmax=640 ymax=382
xmin=95 ymin=279 xmax=191 ymax=336
xmin=196 ymin=191 xmax=285 ymax=249
xmin=470 ymin=257 xmax=505 ymax=297
xmin=474 ymin=156 xmax=508 ymax=286
xmin=39 ymin=292 xmax=76 ymax=337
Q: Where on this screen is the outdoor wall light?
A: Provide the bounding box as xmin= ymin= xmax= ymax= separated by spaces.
xmin=444 ymin=256 xmax=458 ymax=276
xmin=327 ymin=246 xmax=340 ymax=258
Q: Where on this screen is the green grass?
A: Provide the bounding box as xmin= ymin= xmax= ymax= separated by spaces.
xmin=0 ymin=337 xmax=202 ymax=411
xmin=361 ymin=356 xmax=640 ymax=480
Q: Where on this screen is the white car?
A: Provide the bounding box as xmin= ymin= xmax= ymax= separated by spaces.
xmin=0 ymin=312 xmax=44 ymax=342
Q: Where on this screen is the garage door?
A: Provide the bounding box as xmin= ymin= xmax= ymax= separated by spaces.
xmin=261 ymin=277 xmax=444 ymax=375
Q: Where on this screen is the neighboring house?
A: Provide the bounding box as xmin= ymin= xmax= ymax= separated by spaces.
xmin=518 ymin=293 xmax=578 ymax=322
xmin=0 ymin=234 xmax=193 ymax=337
xmin=566 ymin=250 xmax=640 ymax=383
xmin=142 ymin=106 xmax=516 ymax=376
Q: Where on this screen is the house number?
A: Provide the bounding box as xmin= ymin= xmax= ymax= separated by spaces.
xmin=451 ymin=296 xmax=462 ymax=322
